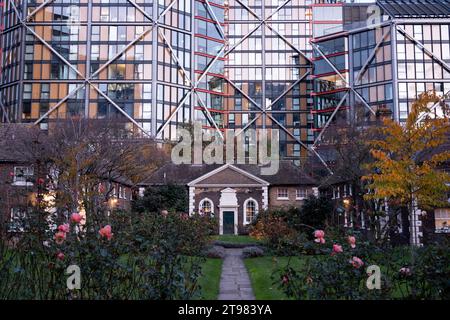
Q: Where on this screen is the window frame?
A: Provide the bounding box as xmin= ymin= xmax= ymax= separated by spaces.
xmin=13 ymin=166 xmax=34 ymax=186
xmin=243 ymin=198 xmax=259 ymax=225
xmin=277 ymin=188 xmax=289 ymax=200
xmin=199 ymin=198 xmax=214 ymax=215
xmin=296 ymin=188 xmax=308 ymax=200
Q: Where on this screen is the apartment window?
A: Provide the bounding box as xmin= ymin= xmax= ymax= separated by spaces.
xmin=23 ymin=84 xmax=32 ymax=99
xmin=435 ymin=208 xmax=450 ymax=233
xmin=244 ymin=199 xmax=258 ymax=224
xmin=41 ymin=84 xmax=50 ymax=99
xmin=118 ymin=186 xmax=124 ymax=199
xmin=296 ymin=188 xmax=307 ymax=200
xmin=332 ymin=186 xmax=340 ymax=199
xmin=13 ymin=166 xmax=34 ymax=185
xmin=277 ymin=188 xmax=288 ymax=200
xmin=343 ymin=184 xmax=352 ymax=197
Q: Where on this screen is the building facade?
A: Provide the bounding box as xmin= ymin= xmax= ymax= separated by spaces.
xmin=141 ymin=161 xmax=318 ymax=235
xmin=311 ymin=0 xmax=450 ymax=244
xmin=311 ymin=0 xmax=450 ymax=141
xmin=0 ymin=0 xmax=317 ymax=161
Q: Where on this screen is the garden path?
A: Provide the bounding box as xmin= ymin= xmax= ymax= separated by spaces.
xmin=217 ymin=248 xmax=255 ymax=300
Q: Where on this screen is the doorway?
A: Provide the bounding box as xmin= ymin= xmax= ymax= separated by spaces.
xmin=223 ymin=211 xmax=235 ymax=235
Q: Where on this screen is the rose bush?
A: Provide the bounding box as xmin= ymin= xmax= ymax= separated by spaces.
xmin=277 ymin=231 xmax=450 ymax=300
xmin=0 ymin=208 xmax=216 ymax=299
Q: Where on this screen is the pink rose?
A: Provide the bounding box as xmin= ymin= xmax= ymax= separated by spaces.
xmin=349 ymin=256 xmax=364 ymax=269
xmin=71 ymin=213 xmax=82 ymax=224
xmin=56 ymin=252 xmax=65 ymax=261
xmin=314 ymin=230 xmax=325 ymax=238
xmin=399 ymin=267 xmax=411 ymax=276
xmin=58 ymin=223 xmax=70 ymax=233
xmin=348 ymin=236 xmax=356 ymax=248
xmin=54 ymin=231 xmax=66 ymax=245
xmin=99 ymin=225 xmax=113 ymax=240
xmin=314 ymin=237 xmax=325 ymax=244
xmin=332 ymin=244 xmax=343 ymax=255
xmin=282 ymin=275 xmax=289 ymax=285
xmin=37 ymin=178 xmax=45 ymax=185
xmin=313 ymin=230 xmax=325 ymax=244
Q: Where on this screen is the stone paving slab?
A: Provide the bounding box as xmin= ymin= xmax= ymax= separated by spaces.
xmin=218 ymin=248 xmax=255 ymax=300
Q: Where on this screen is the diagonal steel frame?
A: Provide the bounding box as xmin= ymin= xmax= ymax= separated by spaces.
xmin=311 ymin=41 xmax=375 ymax=115
xmin=218 ymin=1 xmax=330 ymax=170
xmin=0 ymin=100 xmax=11 ymax=123
xmin=234 ymin=73 xmax=309 ymax=136
xmin=234 ymin=0 xmax=312 ymax=63
xmin=312 ymin=91 xmax=349 ymax=148
xmin=33 ymin=25 xmax=154 ymax=126
xmin=354 ymin=28 xmax=391 ymax=86
xmin=157 ymin=26 xmax=224 ymax=139
xmin=26 ymin=0 xmax=179 ymax=130
xmin=25 ymin=0 xmax=54 ymax=21
xmin=397 ymin=25 xmax=450 ymax=74
xmin=156 ymin=44 xmax=227 ymax=136
xmin=415 ymin=89 xmax=450 ymax=124
xmin=204 ymin=0 xmax=226 ymax=40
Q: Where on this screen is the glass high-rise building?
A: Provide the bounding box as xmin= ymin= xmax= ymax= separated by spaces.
xmin=311 ymin=0 xmax=450 ymax=147
xmin=0 ymin=0 xmax=316 ymax=161
xmin=224 ymin=0 xmax=314 ymax=160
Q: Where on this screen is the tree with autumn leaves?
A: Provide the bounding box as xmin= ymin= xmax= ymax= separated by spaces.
xmin=364 ymin=91 xmax=450 ymax=245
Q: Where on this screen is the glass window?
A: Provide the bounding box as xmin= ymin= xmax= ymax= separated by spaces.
xmin=277 ymin=188 xmax=288 ymax=199
xmin=13 ymin=166 xmax=34 ymax=184
xmin=200 ymin=199 xmax=213 ymax=215
xmin=296 ymin=188 xmax=307 ymax=199
xmin=41 ymin=84 xmax=50 ymax=99
xmin=435 ymin=208 xmax=450 ymax=233
xmin=245 ymin=199 xmax=257 ymax=224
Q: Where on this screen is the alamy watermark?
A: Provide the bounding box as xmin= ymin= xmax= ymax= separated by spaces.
xmin=66 ymin=265 xmax=81 ymax=290
xmin=366 ymin=265 xmax=381 ymax=290
xmin=171 ymin=121 xmax=280 ymax=175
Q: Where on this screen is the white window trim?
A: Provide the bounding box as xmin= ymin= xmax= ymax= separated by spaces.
xmin=296 ymin=188 xmax=308 ymax=200
xmin=12 ymin=166 xmax=34 ymax=186
xmin=243 ymin=198 xmax=259 ymax=225
xmin=277 ymin=188 xmax=289 ymax=200
xmin=199 ymin=198 xmax=214 ymax=215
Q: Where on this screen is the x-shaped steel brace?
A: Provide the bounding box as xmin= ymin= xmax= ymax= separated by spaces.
xmin=11 ymin=0 xmax=179 ymax=136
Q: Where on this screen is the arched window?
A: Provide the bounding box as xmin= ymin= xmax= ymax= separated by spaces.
xmin=199 ymin=198 xmax=213 ymax=215
xmin=244 ymin=199 xmax=258 ymax=224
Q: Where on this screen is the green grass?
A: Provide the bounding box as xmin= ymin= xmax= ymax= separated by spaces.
xmin=212 ymin=235 xmax=261 ymax=244
xmin=196 ymin=258 xmax=223 ymax=300
xmin=244 ymin=256 xmax=306 ymax=300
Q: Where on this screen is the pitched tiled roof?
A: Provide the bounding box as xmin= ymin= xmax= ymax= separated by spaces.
xmin=140 ymin=161 xmax=317 ymax=186
xmin=378 ymin=0 xmax=450 ymax=18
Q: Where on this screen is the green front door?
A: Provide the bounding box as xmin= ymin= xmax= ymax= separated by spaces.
xmin=223 ymin=211 xmax=235 ymax=234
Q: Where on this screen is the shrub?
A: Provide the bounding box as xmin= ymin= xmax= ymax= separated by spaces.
xmin=277 ymin=231 xmax=450 ymax=300
xmin=242 ymin=246 xmax=265 ymax=258
xmin=132 ymin=184 xmax=188 ymax=213
xmin=203 ymin=246 xmax=226 ymax=259
xmin=249 ymin=211 xmax=298 ymax=254
xmin=0 ymin=209 xmax=216 ymax=299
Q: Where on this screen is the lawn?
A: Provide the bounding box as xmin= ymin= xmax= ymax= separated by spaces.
xmin=212 ymin=235 xmax=261 ymax=245
xmin=196 ymin=258 xmax=223 ymax=300
xmin=244 ymin=256 xmax=306 ymax=300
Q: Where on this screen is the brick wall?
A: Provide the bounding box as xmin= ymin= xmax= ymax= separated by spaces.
xmin=268 ymin=185 xmax=314 ymax=209
xmin=193 ymin=186 xmax=264 ymax=234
